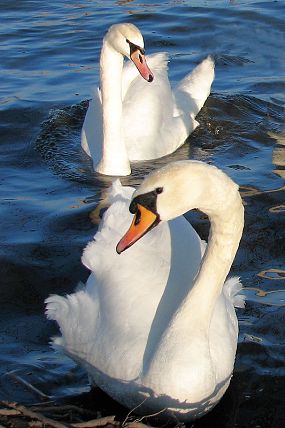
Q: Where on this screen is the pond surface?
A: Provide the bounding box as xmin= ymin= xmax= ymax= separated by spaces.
xmin=0 ymin=1 xmax=284 ymax=426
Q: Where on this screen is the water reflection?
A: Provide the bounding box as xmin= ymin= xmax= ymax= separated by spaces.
xmin=269 ymin=205 xmax=285 ymax=213
xmin=117 ymin=0 xmax=135 ymax=5
xmin=270 ymin=130 xmax=285 ymax=183
xmin=239 ymin=184 xmax=285 ymax=197
xmin=245 ymin=288 xmax=285 ymax=307
xmin=257 ymin=268 xmax=285 ymax=280
xmin=246 ymin=267 xmax=285 ymax=307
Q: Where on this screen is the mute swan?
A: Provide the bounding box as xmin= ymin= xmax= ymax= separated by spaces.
xmin=46 ymin=161 xmax=245 ymax=421
xmin=81 ymin=23 xmax=215 ymax=176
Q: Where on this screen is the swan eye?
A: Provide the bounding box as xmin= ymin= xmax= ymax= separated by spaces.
xmin=155 ymin=187 xmax=163 ymax=195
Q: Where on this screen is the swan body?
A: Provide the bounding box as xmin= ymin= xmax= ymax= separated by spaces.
xmin=81 ymin=23 xmax=215 ymax=176
xmin=46 ymin=161 xmax=244 ymax=421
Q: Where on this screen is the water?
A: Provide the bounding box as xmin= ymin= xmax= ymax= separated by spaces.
xmin=0 ymin=0 xmax=285 ymax=426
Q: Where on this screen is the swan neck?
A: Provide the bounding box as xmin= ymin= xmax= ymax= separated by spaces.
xmin=181 ymin=195 xmax=244 ymax=328
xmin=97 ymin=42 xmax=130 ymax=175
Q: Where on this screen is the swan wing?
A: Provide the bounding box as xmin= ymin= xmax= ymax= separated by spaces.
xmin=123 ymin=52 xmax=177 ymax=160
xmin=80 ymin=87 xmax=103 ymax=165
xmin=173 ymin=55 xmax=215 ymax=118
xmin=123 ymin=56 xmax=214 ymax=160
xmin=46 ymin=178 xmax=204 ymax=382
xmin=208 ymin=276 xmax=245 ymax=388
xmin=155 ymin=55 xmax=215 ymax=156
xmin=45 ymin=180 xmax=171 ymax=379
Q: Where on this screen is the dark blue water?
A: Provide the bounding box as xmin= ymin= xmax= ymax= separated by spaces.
xmin=1 ymin=1 xmax=285 ymax=426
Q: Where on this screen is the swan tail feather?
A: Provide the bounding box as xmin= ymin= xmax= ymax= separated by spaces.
xmin=45 ymin=291 xmax=98 ymax=350
xmin=223 ymin=276 xmax=246 ymax=309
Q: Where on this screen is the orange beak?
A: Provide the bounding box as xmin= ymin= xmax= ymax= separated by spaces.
xmin=130 ymin=49 xmax=154 ymax=82
xmin=116 ymin=204 xmax=159 ymax=254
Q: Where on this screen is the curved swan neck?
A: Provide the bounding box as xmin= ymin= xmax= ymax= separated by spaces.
xmin=186 ymin=196 xmax=244 ymax=324
xmin=150 ymin=162 xmax=244 ymax=330
xmin=96 ymin=41 xmax=131 ymax=176
xmin=171 ymin=182 xmax=244 ymax=332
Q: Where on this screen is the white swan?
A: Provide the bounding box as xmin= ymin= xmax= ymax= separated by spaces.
xmin=81 ymin=23 xmax=215 ymax=176
xmin=46 ymin=160 xmax=245 ymax=422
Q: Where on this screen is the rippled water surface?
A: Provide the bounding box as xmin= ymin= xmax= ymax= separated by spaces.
xmin=1 ymin=0 xmax=285 ymax=426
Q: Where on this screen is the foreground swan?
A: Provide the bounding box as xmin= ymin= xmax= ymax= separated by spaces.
xmin=81 ymin=23 xmax=215 ymax=176
xmin=46 ymin=161 xmax=244 ymax=421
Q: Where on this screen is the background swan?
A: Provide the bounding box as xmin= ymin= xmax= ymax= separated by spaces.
xmin=81 ymin=23 xmax=215 ymax=176
xmin=46 ymin=160 xmax=245 ymax=422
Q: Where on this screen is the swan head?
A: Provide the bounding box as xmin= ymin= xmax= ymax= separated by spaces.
xmin=116 ymin=160 xmax=240 ymax=253
xmin=104 ymin=23 xmax=154 ymax=82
